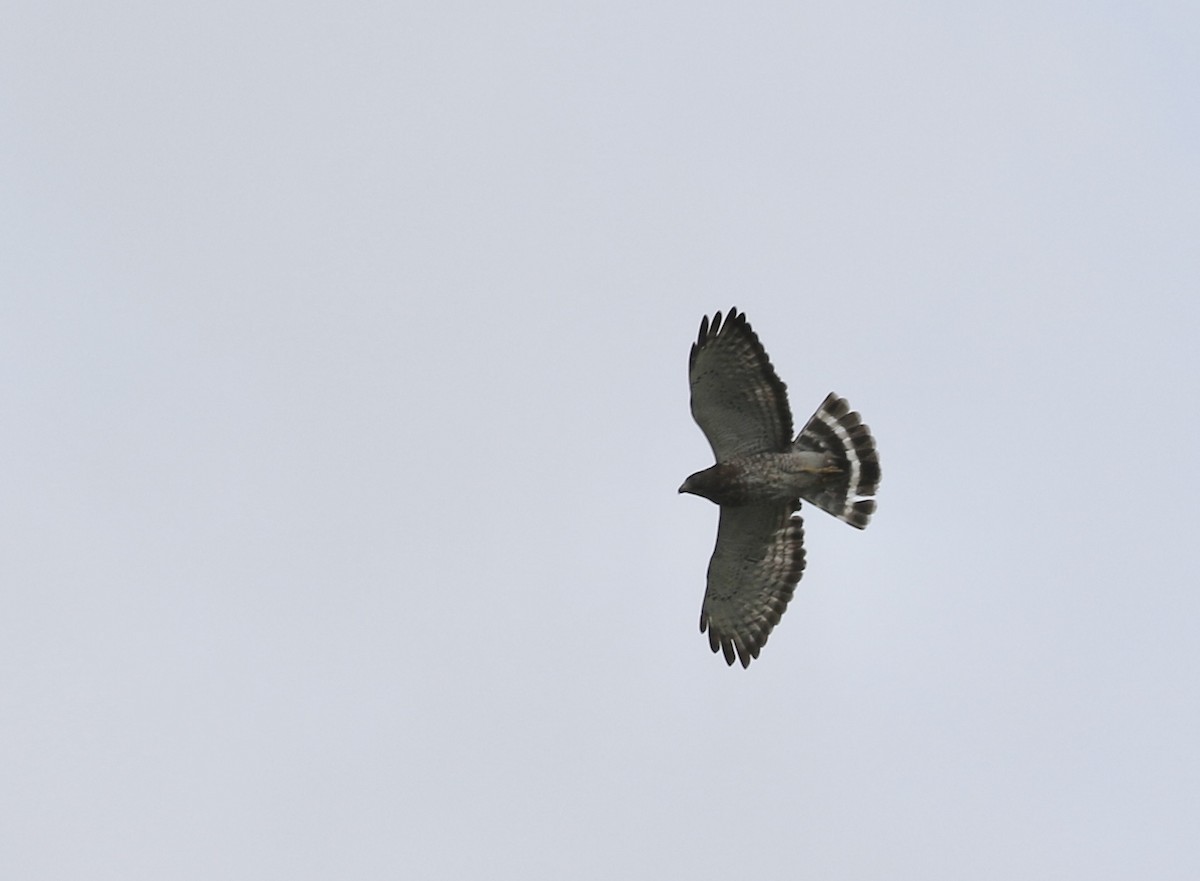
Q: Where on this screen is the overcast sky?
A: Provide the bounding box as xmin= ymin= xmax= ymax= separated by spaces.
xmin=3 ymin=2 xmax=1199 ymax=879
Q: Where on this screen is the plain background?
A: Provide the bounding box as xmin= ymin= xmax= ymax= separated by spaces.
xmin=3 ymin=2 xmax=1199 ymax=878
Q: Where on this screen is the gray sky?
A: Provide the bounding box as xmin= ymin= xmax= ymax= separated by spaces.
xmin=3 ymin=2 xmax=1199 ymax=878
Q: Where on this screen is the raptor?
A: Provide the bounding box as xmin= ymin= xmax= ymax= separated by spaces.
xmin=680 ymin=308 xmax=880 ymax=667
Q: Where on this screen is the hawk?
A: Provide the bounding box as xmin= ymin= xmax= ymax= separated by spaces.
xmin=679 ymin=308 xmax=880 ymax=667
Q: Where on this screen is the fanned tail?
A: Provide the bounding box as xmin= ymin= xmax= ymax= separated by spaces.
xmin=794 ymin=393 xmax=880 ymax=529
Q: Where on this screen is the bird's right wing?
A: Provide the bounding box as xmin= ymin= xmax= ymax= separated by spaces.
xmin=699 ymin=502 xmax=806 ymax=668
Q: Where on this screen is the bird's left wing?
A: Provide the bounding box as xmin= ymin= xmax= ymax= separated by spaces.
xmin=699 ymin=502 xmax=806 ymax=668
xmin=689 ymin=309 xmax=793 ymax=462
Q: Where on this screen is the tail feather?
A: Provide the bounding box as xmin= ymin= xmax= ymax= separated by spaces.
xmin=795 ymin=393 xmax=880 ymax=528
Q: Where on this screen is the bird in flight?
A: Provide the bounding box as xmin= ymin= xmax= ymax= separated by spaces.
xmin=680 ymin=308 xmax=880 ymax=667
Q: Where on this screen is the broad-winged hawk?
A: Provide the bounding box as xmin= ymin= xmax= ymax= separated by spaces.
xmin=680 ymin=308 xmax=881 ymax=667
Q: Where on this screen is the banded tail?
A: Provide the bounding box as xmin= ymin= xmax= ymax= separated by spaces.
xmin=795 ymin=393 xmax=881 ymax=529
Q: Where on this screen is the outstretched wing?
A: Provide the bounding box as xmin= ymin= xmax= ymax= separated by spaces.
xmin=689 ymin=308 xmax=793 ymax=462
xmin=795 ymin=392 xmax=881 ymax=529
xmin=699 ymin=502 xmax=806 ymax=668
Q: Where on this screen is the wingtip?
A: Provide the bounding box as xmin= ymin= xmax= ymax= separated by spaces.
xmin=695 ymin=307 xmax=750 ymax=349
xmin=722 ymin=640 xmax=736 ymax=666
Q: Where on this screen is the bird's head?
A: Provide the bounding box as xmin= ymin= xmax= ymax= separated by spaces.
xmin=678 ymin=463 xmax=743 ymax=505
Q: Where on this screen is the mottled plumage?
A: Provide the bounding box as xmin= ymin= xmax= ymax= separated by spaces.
xmin=680 ymin=308 xmax=880 ymax=667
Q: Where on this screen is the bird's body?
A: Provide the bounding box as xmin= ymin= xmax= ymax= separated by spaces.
xmin=680 ymin=308 xmax=880 ymax=667
xmin=680 ymin=450 xmax=840 ymax=507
